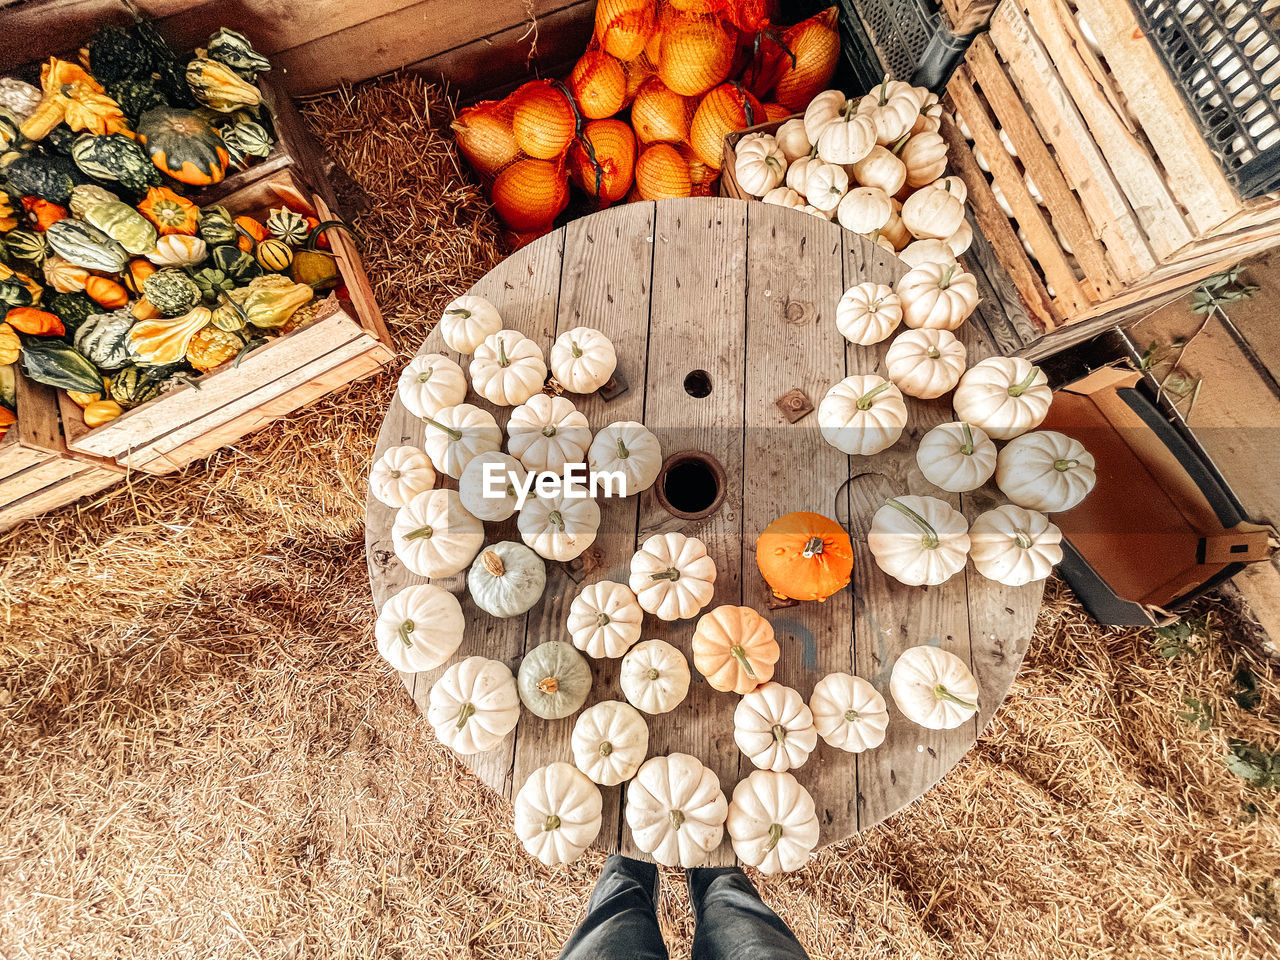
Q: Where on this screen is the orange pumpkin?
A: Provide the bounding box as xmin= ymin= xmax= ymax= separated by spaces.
xmin=568 ymin=49 xmax=627 ymax=120
xmin=84 ymin=276 xmax=129 ymax=309
xmin=657 ymin=12 xmax=735 ymax=96
xmin=631 ymin=77 xmax=695 ymax=144
xmin=689 ymin=82 xmax=763 ymax=169
xmin=0 ymin=405 xmax=15 ymax=440
xmin=510 ymin=81 xmax=577 ymax=160
xmin=452 ymin=100 xmax=521 ymax=178
xmin=4 ymin=307 xmax=64 ymax=337
xmin=756 ymin=511 xmax=853 ymax=602
xmin=234 ymin=215 xmax=269 ymax=252
xmin=772 ymin=7 xmax=840 ymax=111
xmin=491 ymin=158 xmax=570 ymax=232
xmin=569 ymin=119 xmax=637 ymax=204
xmin=634 ymin=143 xmax=692 ymax=200
xmin=595 ymin=0 xmax=656 ymax=61
xmin=137 ymin=187 xmax=199 ymax=236
xmin=669 ymin=0 xmax=725 ymax=12
xmin=760 ymin=101 xmax=792 ymax=122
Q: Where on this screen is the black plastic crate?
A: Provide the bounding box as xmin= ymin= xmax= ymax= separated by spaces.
xmin=836 ymin=0 xmax=977 ymax=92
xmin=1130 ymin=0 xmax=1280 ymax=199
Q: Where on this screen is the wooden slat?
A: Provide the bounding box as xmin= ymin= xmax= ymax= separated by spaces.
xmin=0 ymin=465 xmax=123 ymax=532
xmin=962 ymin=212 xmax=1044 ymax=348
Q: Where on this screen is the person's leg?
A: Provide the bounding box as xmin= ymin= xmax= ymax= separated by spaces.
xmin=687 ymin=866 xmax=809 ymax=960
xmin=558 ymin=855 xmax=669 ymax=960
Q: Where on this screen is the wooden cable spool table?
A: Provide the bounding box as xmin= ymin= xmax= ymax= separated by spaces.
xmin=366 ymin=198 xmax=1043 ymax=866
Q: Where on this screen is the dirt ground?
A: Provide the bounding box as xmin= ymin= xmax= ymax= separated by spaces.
xmin=1 ymin=76 xmax=1278 ymax=960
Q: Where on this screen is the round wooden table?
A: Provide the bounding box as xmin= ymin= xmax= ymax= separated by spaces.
xmin=366 ymin=198 xmax=1043 ymax=866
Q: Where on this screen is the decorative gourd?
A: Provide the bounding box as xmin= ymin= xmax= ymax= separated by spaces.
xmin=572 ymin=700 xmax=649 ymax=786
xmin=468 ymin=542 xmax=547 ymax=619
xmin=185 ymin=325 xmax=243 ymax=372
xmin=733 ymin=132 xmax=786 ymax=197
xmin=137 ymin=107 xmax=231 ymax=185
xmin=254 ymin=237 xmax=292 ymax=271
xmin=518 ymin=640 xmax=592 ymax=720
xmin=428 ymin=657 xmax=520 ymax=756
xmin=4 ymin=228 xmax=47 ymax=266
xmin=995 ymin=430 xmax=1096 ymax=512
xmin=692 ymin=605 xmax=780 ymax=695
xmin=889 ymin=645 xmax=979 ymax=730
xmin=815 ymin=101 xmax=876 ymax=164
xmin=620 ymin=639 xmax=690 ymax=715
xmin=374 ymin=582 xmax=465 ymax=673
xmin=916 ymin=421 xmax=997 ymax=493
xmin=44 ymin=219 xmax=127 ymax=273
xmin=419 ymin=402 xmax=502 ymax=480
xmin=518 ymin=483 xmax=602 ymax=561
xmin=567 ymin=580 xmax=643 ymax=658
xmin=836 ymin=282 xmax=901 ymax=345
xmin=837 ymin=186 xmax=892 ymax=234
xmin=755 ymin=511 xmax=853 ymax=603
xmin=44 ymin=292 xmax=97 ymax=332
xmin=82 ymin=399 xmax=123 ymax=426
xmin=21 ymin=59 xmax=126 ymax=140
xmin=197 ymin=205 xmax=238 ymax=247
xmin=192 ymin=267 xmax=236 ymax=304
xmin=147 ymin=234 xmax=207 ymax=267
xmin=470 ymin=329 xmax=547 ymax=406
xmin=733 ymin=682 xmax=817 ymax=771
xmin=84 ymin=201 xmax=157 ymax=257
xmin=856 ymin=78 xmax=925 ymax=145
xmin=899 ymin=131 xmax=948 ymax=187
xmin=42 ymin=255 xmax=88 ymax=294
xmin=19 ymin=340 xmax=104 ymax=394
xmin=20 ymin=195 xmax=72 ymax=231
xmin=0 ymin=323 xmax=19 ymax=365
xmin=869 ymin=495 xmax=970 ymax=586
xmin=897 ymin=262 xmax=979 ymax=331
xmin=587 ymin=420 xmax=661 ymax=496
xmin=229 ymin=274 xmax=313 ymax=329
xmin=73 ymin=309 xmax=133 ymax=371
xmin=3 ymin=154 xmax=78 ymax=205
xmin=289 ymin=249 xmax=339 ymax=291
xmin=109 ymin=365 xmax=162 ymax=408
xmin=952 ymin=357 xmax=1052 ymax=440
xmin=901 ymin=183 xmax=964 ymax=240
xmin=438 ymin=295 xmax=502 ymax=354
xmin=885 ymin=327 xmax=966 ymax=398
xmin=629 ymin=532 xmax=717 ymax=621
xmin=70 ymin=133 xmax=159 ymax=192
xmin=458 ymin=450 xmax=525 ymax=522
xmin=881 ymin=202 xmax=910 ymax=249
xmin=818 ymin=374 xmax=907 ymax=456
xmin=396 ymin=352 xmax=466 ymax=421
xmin=514 ymin=762 xmax=602 ymax=866
xmin=211 ymin=244 xmax=259 ymax=281
xmin=969 ymin=504 xmax=1063 ymax=586
xmin=727 ymin=770 xmax=820 ymax=874
xmin=625 ymin=753 xmax=728 ymax=867
xmin=265 ymin=206 xmax=308 ymax=245
xmin=0 ymin=78 xmax=41 ymax=121
xmin=369 ymin=445 xmax=436 ymax=509
xmin=391 ymin=488 xmax=484 ymax=578
xmin=234 ymin=215 xmax=268 ymax=250
xmin=946 ymin=219 xmax=973 ymax=257
xmin=137 ymin=187 xmax=200 ymax=236
xmin=142 ymin=268 xmax=202 ymax=316
xmin=774 ymin=118 xmax=811 ymax=163
xmin=849 ymin=144 xmax=906 ymax=195
xmin=506 ymin=393 xmax=592 ymax=473
xmin=810 ymin=673 xmax=888 ymax=753
xmin=206 ymin=28 xmax=273 ymax=79
xmin=126 ymin=306 xmax=212 ymax=364
xmin=550 ymin=326 xmax=617 ymax=394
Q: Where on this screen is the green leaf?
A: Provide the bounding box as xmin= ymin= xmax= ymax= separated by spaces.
xmin=1177 ymin=694 xmax=1213 ymax=731
xmin=1231 ymin=667 xmax=1261 ymax=712
xmin=1226 ymin=740 xmax=1280 ymax=789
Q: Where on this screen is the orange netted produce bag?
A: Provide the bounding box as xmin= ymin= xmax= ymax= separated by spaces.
xmin=771 ymin=7 xmax=839 ymax=111
xmin=511 ymin=80 xmax=578 ymax=159
xmin=596 ymin=0 xmax=657 ymax=60
xmin=631 ymin=76 xmax=696 ymax=144
xmin=760 ymin=101 xmax=792 ymax=121
xmin=570 ymin=118 xmax=638 ymax=204
xmin=568 ymin=48 xmax=628 ymax=120
xmin=493 ymin=156 xmax=571 ymax=232
xmin=621 ymin=51 xmax=658 ymax=105
xmin=722 ymin=0 xmax=776 ymax=32
xmin=451 ymin=98 xmax=521 ymax=180
xmin=689 ymin=82 xmax=763 ymax=169
xmin=680 ymin=143 xmax=718 ymax=196
xmin=656 ymin=9 xmax=736 ymax=96
xmin=635 ymin=142 xmax=693 ymax=199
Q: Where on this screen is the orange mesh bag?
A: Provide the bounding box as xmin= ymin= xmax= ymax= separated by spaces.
xmin=771 ymin=7 xmax=839 ymax=111
xmin=569 ymin=118 xmax=638 ymax=205
xmin=760 ymin=101 xmax=792 ymax=121
xmin=635 ymin=143 xmax=694 ymax=199
xmin=568 ymin=48 xmax=628 ymax=120
xmin=655 ymin=8 xmax=735 ymax=97
xmin=679 ymin=143 xmax=719 ymax=196
xmin=620 ymin=52 xmax=658 ymax=106
xmin=452 ymin=97 xmax=521 ymax=181
xmin=511 ymin=79 xmax=578 ymax=159
xmin=631 ymin=76 xmax=696 ymax=145
xmin=722 ymin=0 xmax=776 ymax=32
xmin=689 ymin=81 xmax=763 ymax=169
xmin=596 ymin=0 xmax=657 ymax=61
xmin=493 ymin=156 xmax=570 ymax=232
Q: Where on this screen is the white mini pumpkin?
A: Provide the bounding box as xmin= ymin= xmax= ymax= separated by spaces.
xmin=880 ymin=202 xmax=910 ymax=249
xmin=889 ymin=645 xmax=979 ymax=730
xmin=571 ymin=700 xmax=649 ymax=786
xmin=884 ymin=327 xmax=966 ymax=398
xmin=567 ymin=580 xmax=643 ymax=658
xmin=398 ymin=353 xmax=467 ymax=420
xmin=899 ymin=130 xmax=948 ymax=187
xmin=809 ymin=672 xmax=888 ymax=753
xmin=901 ymin=183 xmax=965 ymax=240
xmin=369 ymin=445 xmax=435 ymax=508
xmin=428 ymin=656 xmax=520 ymax=754
xmin=514 ymin=762 xmax=602 ymax=866
xmin=774 ymin=117 xmax=811 ymax=163
xmin=438 ymin=295 xmax=502 ymax=354
xmin=392 ymin=488 xmax=485 ymax=578
xmin=868 ymin=495 xmax=970 ymax=586
xmin=856 ymin=78 xmax=925 ymax=145
xmin=803 ymin=89 xmax=846 ymax=143
xmin=818 ymin=374 xmax=908 ymax=457
xmin=470 ymin=329 xmax=547 ymax=405
xmin=734 ymin=682 xmax=818 ymax=772
xmin=836 ymin=282 xmax=901 ymax=345
xmin=375 ymin=583 xmax=465 ymax=673
xmin=588 ymin=420 xmax=661 ymax=496
xmin=785 ymin=154 xmax=818 ymax=196
xmin=849 ymin=144 xmax=906 ymax=195
xmin=804 ymin=161 xmax=848 ymax=212
xmin=628 ymin=532 xmax=717 ymax=621
xmin=458 ymin=450 xmax=526 ymax=521
xmin=518 ymin=482 xmax=602 ymax=561
xmin=996 ymin=430 xmax=1096 ymax=512
xmin=147 ymin=234 xmax=206 ymax=266
xmin=507 ymin=393 xmax=592 ymax=472
xmin=468 ymin=542 xmax=546 ymax=618
xmin=946 ymin=219 xmax=973 ymax=257
xmin=761 ymin=186 xmax=807 ymax=209
xmin=816 ymin=104 xmax=877 ymax=165
xmin=620 ymin=639 xmax=690 ymax=714
xmin=626 ymin=753 xmax=728 ymax=867
xmin=897 ymin=262 xmax=979 ymax=331
xmin=734 ymin=132 xmax=787 ymax=196
xmin=550 ymin=326 xmax=617 ymax=394
xmin=953 ymin=357 xmax=1052 ymax=440
xmin=727 ymin=770 xmax=820 ymax=874
xmin=837 ymin=186 xmax=892 ymax=234
xmin=916 ymin=421 xmax=997 ymax=493
xmin=969 ymin=504 xmax=1063 ymax=585
xmin=420 ymin=402 xmax=503 ymax=479
xmin=898 ymin=238 xmax=957 ymax=269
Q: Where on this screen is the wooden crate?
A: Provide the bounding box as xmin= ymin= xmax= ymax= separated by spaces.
xmin=720 ymin=116 xmax=801 ymax=201
xmin=944 ymin=0 xmax=1280 ymax=331
xmin=57 ymin=168 xmax=393 ymax=475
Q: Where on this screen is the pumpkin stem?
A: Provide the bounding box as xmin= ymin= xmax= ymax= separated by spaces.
xmin=422 ymin=415 xmax=463 ymax=442
xmin=416 ymin=366 xmax=434 ymax=383
xmin=403 ymin=524 xmax=434 ymax=541
xmin=646 ymin=667 xmax=660 ymax=681
xmin=877 ymin=78 xmax=891 ymax=105
xmin=615 ymin=436 xmax=630 ymax=460
xmin=771 ymin=723 xmax=788 ymax=744
xmin=598 ymin=741 xmax=613 ymax=757
xmin=537 ymin=676 xmax=559 ymax=695
xmin=444 ymin=306 xmax=472 ymax=320
xmin=856 ymin=380 xmax=894 ymax=411
xmin=455 ymin=702 xmax=475 ymax=730
xmin=389 ymin=469 xmax=402 ymax=480
xmin=482 ymin=550 xmax=505 ymax=578
xmin=959 ymin=422 xmax=975 ymax=457
xmin=1053 ymin=458 xmax=1079 ymax=472
xmin=544 ymin=814 xmax=561 ymax=832
xmin=730 ymin=644 xmax=757 ymax=679
xmin=496 ymin=336 xmax=509 ymax=367
xmin=596 ymin=612 xmax=611 ymax=627
xmin=396 ymin=619 xmax=415 ymax=647
xmin=548 ymin=510 xmax=565 ymax=531
xmin=933 ymin=684 xmax=978 ymax=711
xmin=885 ymin=497 xmax=939 ymax=550
xmin=890 ymin=131 xmax=911 ymax=155
xmin=926 ymin=346 xmax=940 ymax=359
xmin=802 ymin=536 xmax=825 ymax=558
xmin=937 ymin=264 xmax=957 ymax=290
xmin=571 ymin=340 xmax=583 ymax=359
xmin=1007 ymin=366 xmax=1041 ymax=398
xmin=1014 ymin=530 xmax=1033 ymax=550
xmin=669 ymin=809 xmax=686 ymax=829
xmin=541 ymin=425 xmax=559 ymax=439
xmin=764 ymin=822 xmax=784 ymax=853
xmin=650 ymin=567 xmax=681 ymax=582
xmin=843 ymin=708 xmax=861 ymax=723
xmin=840 ymin=100 xmax=857 ymax=122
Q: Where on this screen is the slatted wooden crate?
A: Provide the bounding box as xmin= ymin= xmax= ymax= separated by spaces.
xmin=56 ymin=168 xmax=393 ymax=475
xmin=944 ymin=0 xmax=1280 ymax=331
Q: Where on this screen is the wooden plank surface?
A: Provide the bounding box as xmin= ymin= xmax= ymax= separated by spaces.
xmin=0 ymin=465 xmax=123 ymax=532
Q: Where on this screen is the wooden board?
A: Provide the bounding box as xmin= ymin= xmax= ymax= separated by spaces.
xmin=365 ymin=198 xmax=1045 ymax=864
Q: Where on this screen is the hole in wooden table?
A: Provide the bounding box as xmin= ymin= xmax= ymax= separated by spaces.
xmin=683 ymin=370 xmax=712 ymax=398
xmin=655 ymin=451 xmax=726 ymax=520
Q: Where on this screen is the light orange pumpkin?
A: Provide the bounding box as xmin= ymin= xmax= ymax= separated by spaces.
xmin=510 ymin=81 xmax=577 ymax=160
xmin=84 ymin=276 xmax=129 ymax=309
xmin=569 ymin=119 xmax=637 ymax=204
xmin=691 ymin=605 xmax=780 ymax=694
xmin=772 ymin=7 xmax=840 ymax=111
xmin=756 ymin=512 xmax=853 ymax=602
xmin=657 ymin=12 xmax=735 ymax=97
xmin=452 ymin=100 xmax=521 ymax=178
xmin=568 ymin=49 xmax=627 ymax=120
xmin=689 ymin=83 xmax=763 ymax=169
xmin=635 ymin=143 xmax=692 ymax=199
xmin=492 ymin=158 xmax=570 ymax=232
xmin=595 ymin=0 xmax=656 ymax=61
xmin=631 ymin=77 xmax=695 ymax=145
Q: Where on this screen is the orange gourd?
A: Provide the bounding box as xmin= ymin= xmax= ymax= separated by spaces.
xmin=631 ymin=77 xmax=695 ymax=144
xmin=4 ymin=307 xmax=64 ymax=337
xmin=491 ymin=158 xmax=570 ymax=232
xmin=84 ymin=276 xmax=129 ymax=309
xmin=452 ymin=100 xmax=521 ymax=179
xmin=689 ymin=82 xmax=763 ymax=169
xmin=124 ymin=259 xmax=156 ymax=296
xmin=756 ymin=511 xmax=854 ymax=602
xmin=568 ymin=49 xmax=627 ymax=120
xmin=657 ymin=12 xmax=735 ymax=96
xmin=569 ymin=119 xmax=637 ymax=204
xmin=235 ymin=215 xmax=268 ymax=252
xmin=0 ymin=405 xmax=14 ymax=440
xmin=132 ymin=298 xmax=162 ymax=321
xmin=634 ymin=143 xmax=692 ymax=199
xmin=510 ymin=80 xmax=577 ymax=160
xmin=22 ymin=197 xmax=68 ymax=232
xmin=595 ymin=0 xmax=656 ymax=61
xmin=138 ymin=187 xmax=199 ymax=237
xmin=772 ymin=7 xmax=840 ymax=111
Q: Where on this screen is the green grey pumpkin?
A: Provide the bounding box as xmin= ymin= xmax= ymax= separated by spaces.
xmin=142 ymin=268 xmax=202 ymax=316
xmin=71 ymin=133 xmax=161 ymax=193
xmin=110 ymin=364 xmax=163 ymax=408
xmin=210 ymin=244 xmax=259 ymax=281
xmin=2 ymin=151 xmax=84 ymax=204
xmin=84 ymin=201 xmax=158 ymax=256
xmin=205 ymin=27 xmax=272 ymax=79
xmin=223 ymin=120 xmax=273 ymax=159
xmin=468 ymin=543 xmax=547 ymax=619
xmin=74 ymin=308 xmax=136 ymax=370
xmin=45 ymin=292 xmax=98 ymax=333
xmin=518 ymin=641 xmax=591 ymax=720
xmin=197 ymin=205 xmax=237 ymax=246
xmin=4 ymin=228 xmax=47 ymax=266
xmin=0 ymin=276 xmax=35 ymax=308
xmin=45 ymin=220 xmax=129 ymax=273
xmin=192 ymin=267 xmax=235 ymax=303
